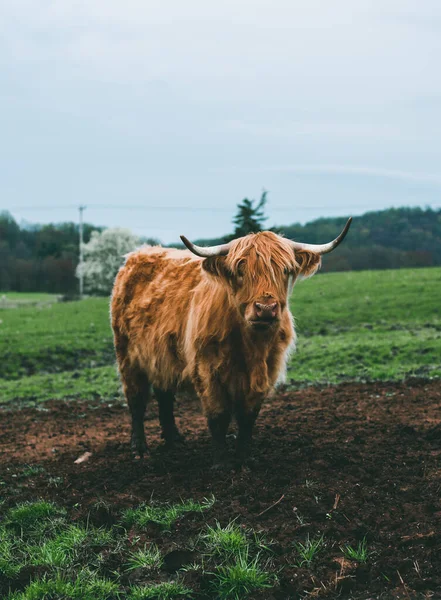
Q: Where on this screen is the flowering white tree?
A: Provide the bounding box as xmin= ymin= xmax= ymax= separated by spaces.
xmin=76 ymin=228 xmax=140 ymax=295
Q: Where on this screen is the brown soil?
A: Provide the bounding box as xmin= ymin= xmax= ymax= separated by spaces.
xmin=1 ymin=380 xmax=441 ymax=599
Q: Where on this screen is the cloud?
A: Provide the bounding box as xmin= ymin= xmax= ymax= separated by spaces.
xmin=1 ymin=0 xmax=440 ymax=91
xmin=211 ymin=163 xmax=441 ymax=187
xmin=1 ymin=0 xmax=441 ymax=242
xmin=220 ymin=120 xmax=409 ymax=141
xmin=259 ymin=165 xmax=441 ymax=187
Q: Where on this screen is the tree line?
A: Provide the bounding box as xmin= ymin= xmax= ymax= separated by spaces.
xmin=0 ymin=213 xmax=100 ymax=293
xmin=1 ymin=199 xmax=441 ymax=294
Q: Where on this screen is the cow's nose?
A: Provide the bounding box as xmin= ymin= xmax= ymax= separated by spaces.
xmin=254 ymin=301 xmax=278 ymax=320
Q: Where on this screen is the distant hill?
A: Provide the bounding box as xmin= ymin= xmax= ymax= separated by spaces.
xmin=194 ymin=206 xmax=441 ymax=272
xmin=1 ymin=206 xmax=441 ymax=293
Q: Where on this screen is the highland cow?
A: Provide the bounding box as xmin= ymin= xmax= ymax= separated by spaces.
xmin=110 ymin=219 xmax=352 ymax=465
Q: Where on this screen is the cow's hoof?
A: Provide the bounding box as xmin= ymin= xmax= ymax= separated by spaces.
xmin=131 ymin=436 xmax=148 ymax=460
xmin=131 ymin=449 xmax=149 ymax=461
xmin=235 ymin=453 xmax=257 ymax=471
xmin=161 ymin=427 xmax=185 ymax=447
xmin=236 ymin=462 xmax=256 ymax=474
xmin=211 ymin=457 xmax=234 ymax=472
xmin=211 ymin=463 xmax=233 ymax=472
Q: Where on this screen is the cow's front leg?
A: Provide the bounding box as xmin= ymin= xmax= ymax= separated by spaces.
xmin=193 ymin=352 xmax=234 ymax=467
xmin=235 ymin=398 xmax=263 ymax=466
xmin=207 ymin=409 xmax=231 ymax=467
xmin=195 ymin=369 xmax=231 ymax=467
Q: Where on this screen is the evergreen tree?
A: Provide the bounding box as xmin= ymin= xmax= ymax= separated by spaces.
xmin=232 ymin=190 xmax=268 ymax=237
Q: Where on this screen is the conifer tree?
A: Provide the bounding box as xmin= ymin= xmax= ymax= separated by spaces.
xmin=232 ymin=190 xmax=268 ymax=237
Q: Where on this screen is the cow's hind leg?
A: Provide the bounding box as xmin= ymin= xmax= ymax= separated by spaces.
xmin=121 ymin=367 xmax=151 ymax=459
xmin=153 ymin=387 xmax=183 ymax=445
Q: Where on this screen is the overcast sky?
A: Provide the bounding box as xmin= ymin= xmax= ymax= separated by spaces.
xmin=1 ymin=0 xmax=441 ymax=243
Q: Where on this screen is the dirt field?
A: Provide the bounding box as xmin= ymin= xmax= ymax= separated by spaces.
xmin=1 ymin=380 xmax=441 ymax=599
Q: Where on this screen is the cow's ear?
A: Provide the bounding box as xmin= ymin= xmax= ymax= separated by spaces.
xmin=295 ymin=250 xmax=322 ymax=279
xmin=202 ymin=256 xmax=232 ymax=280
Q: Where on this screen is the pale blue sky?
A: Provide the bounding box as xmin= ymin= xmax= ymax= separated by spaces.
xmin=1 ymin=0 xmax=441 ymax=242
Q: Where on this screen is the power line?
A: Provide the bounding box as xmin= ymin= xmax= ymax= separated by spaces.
xmin=8 ymin=203 xmax=441 ymax=212
xmin=9 ymin=205 xmax=231 ymax=212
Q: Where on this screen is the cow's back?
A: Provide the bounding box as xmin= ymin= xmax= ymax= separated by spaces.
xmin=111 ymin=246 xmax=202 ymax=389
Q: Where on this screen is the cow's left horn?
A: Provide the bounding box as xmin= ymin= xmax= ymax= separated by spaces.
xmin=289 ymin=217 xmax=352 ymax=255
xmin=180 ymin=236 xmax=233 ymax=258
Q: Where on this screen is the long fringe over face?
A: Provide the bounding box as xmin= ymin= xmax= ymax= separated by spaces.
xmin=211 ymin=231 xmax=321 ymax=307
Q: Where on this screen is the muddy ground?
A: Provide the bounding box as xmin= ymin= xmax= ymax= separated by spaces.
xmin=1 ymin=380 xmax=441 ymax=599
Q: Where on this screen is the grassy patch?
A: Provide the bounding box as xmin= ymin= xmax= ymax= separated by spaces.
xmin=128 ymin=581 xmax=193 ymax=599
xmin=0 ymin=297 xmax=113 ymax=380
xmin=294 ymin=534 xmax=325 ymax=567
xmin=123 ymin=497 xmax=214 ymax=531
xmin=0 ymin=532 xmax=22 ymax=578
xmin=27 ymin=524 xmax=113 ymax=568
xmin=0 ymin=497 xmax=281 ymax=600
xmin=7 ymin=570 xmax=120 ymax=600
xmin=0 ymin=365 xmax=120 ymax=406
xmin=289 ymin=325 xmax=441 ymax=384
xmin=1 ymin=501 xmax=119 ymax=596
xmin=341 ymin=537 xmax=369 ymax=562
xmin=125 ymin=545 xmax=163 ymax=571
xmin=202 ymin=520 xmax=248 ymax=557
xmin=21 ymin=465 xmax=46 ymax=478
xmin=4 ymin=501 xmax=66 ymax=536
xmin=211 ymin=549 xmax=275 ymax=599
xmin=196 ymin=522 xmax=276 ymax=598
xmin=292 ymin=266 xmax=441 ymax=333
xmin=288 ymin=267 xmax=441 ymax=384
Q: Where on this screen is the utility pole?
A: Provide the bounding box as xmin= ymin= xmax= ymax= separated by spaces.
xmin=78 ymin=205 xmax=86 ymax=299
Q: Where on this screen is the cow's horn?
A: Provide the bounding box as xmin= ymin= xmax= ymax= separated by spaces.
xmin=289 ymin=217 xmax=352 ymax=255
xmin=180 ymin=236 xmax=233 ymax=258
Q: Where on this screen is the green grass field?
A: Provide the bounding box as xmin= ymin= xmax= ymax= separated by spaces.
xmin=0 ymin=498 xmax=278 ymax=600
xmin=1 ymin=267 xmax=440 ymax=405
xmin=2 ymin=268 xmax=441 ymax=599
xmin=289 ymin=267 xmax=441 ymax=383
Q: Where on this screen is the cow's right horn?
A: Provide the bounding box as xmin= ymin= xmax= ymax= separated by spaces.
xmin=180 ymin=236 xmax=233 ymax=258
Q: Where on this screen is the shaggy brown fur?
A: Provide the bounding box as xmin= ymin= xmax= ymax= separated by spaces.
xmin=110 ymin=231 xmax=321 ymax=463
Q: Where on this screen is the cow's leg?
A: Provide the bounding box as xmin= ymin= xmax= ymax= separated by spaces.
xmin=235 ymin=400 xmax=262 ymax=465
xmin=207 ymin=409 xmax=232 ymax=467
xmin=194 ymin=361 xmax=232 ymax=466
xmin=113 ymin=330 xmax=150 ymax=459
xmin=153 ymin=387 xmax=183 ymax=445
xmin=121 ymin=366 xmax=151 ymax=459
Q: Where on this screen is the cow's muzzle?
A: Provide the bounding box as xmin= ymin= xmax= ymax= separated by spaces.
xmin=249 ymin=301 xmax=279 ymax=328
